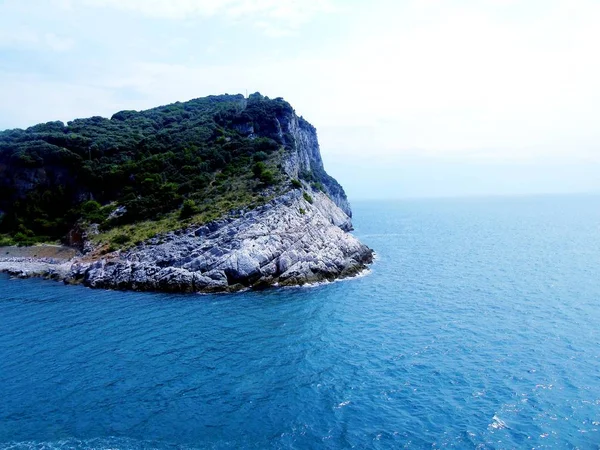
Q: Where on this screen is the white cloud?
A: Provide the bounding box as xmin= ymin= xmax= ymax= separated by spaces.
xmin=3 ymin=0 xmax=600 ymax=168
xmin=79 ymin=0 xmax=335 ymax=34
xmin=0 ymin=29 xmax=74 ymax=52
xmin=44 ymin=33 xmax=75 ymax=52
xmin=0 ymin=29 xmax=39 ymax=49
xmin=82 ymin=0 xmax=225 ymax=18
xmin=0 ymin=73 xmax=127 ymax=128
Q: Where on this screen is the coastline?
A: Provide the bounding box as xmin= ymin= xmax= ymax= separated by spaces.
xmin=282 ymin=265 xmax=374 ymax=290
xmin=0 ymin=252 xmax=374 ymax=293
xmin=0 ymin=256 xmax=73 ymax=281
xmin=0 ymin=191 xmax=374 ymax=294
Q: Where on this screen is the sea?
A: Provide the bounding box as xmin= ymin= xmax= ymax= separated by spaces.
xmin=1 ymin=194 xmax=599 ymax=449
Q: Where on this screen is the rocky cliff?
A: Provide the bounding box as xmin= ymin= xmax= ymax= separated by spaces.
xmin=73 ymin=189 xmax=371 ymax=292
xmin=0 ymin=93 xmax=373 ymax=292
xmin=279 ymin=116 xmax=352 ymax=217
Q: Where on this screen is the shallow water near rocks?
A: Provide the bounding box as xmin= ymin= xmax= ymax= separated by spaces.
xmin=1 ymin=194 xmax=599 ymax=449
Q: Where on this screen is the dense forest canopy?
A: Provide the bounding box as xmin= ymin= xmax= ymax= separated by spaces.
xmin=0 ymin=93 xmax=302 ymax=246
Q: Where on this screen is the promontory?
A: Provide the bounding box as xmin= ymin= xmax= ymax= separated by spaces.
xmin=0 ymin=93 xmax=373 ymax=292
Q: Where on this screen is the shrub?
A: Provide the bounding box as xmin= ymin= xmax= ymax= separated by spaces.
xmin=13 ymin=232 xmax=27 ymax=242
xmin=81 ymin=200 xmax=101 ymax=213
xmin=251 ymin=162 xmax=276 ymax=185
xmin=253 ymin=151 xmax=268 ymax=162
xmin=259 ymin=169 xmax=275 ymax=185
xmin=299 ymin=207 xmax=306 ymax=215
xmin=80 ymin=200 xmax=108 ymax=223
xmin=13 ymin=232 xmax=36 ymax=246
xmin=299 ymin=170 xmax=315 ymax=182
xmin=111 ymin=234 xmax=130 ymax=245
xmin=303 ymin=192 xmax=313 ymax=204
xmin=311 ymin=181 xmax=325 ymax=192
xmin=179 ymin=199 xmax=199 ymax=220
xmin=252 ymin=162 xmax=266 ymax=178
xmin=291 ymin=179 xmax=302 ymax=189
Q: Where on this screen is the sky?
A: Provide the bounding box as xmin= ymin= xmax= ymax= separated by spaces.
xmin=1 ymin=0 xmax=599 ymax=199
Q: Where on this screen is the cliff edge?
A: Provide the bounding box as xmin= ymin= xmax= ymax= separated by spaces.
xmin=0 ymin=93 xmax=373 ymax=292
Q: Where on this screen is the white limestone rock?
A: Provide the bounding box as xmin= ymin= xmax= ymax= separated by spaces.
xmin=77 ymin=189 xmax=373 ymax=292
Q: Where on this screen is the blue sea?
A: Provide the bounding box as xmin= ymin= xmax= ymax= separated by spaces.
xmin=1 ymin=195 xmax=599 ymax=449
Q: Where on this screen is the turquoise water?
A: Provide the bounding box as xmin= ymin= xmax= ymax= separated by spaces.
xmin=1 ymin=195 xmax=599 ymax=449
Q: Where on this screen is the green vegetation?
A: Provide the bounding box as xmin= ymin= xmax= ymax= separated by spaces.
xmin=179 ymin=199 xmax=199 ymax=220
xmin=253 ymin=151 xmax=268 ymax=162
xmin=91 ymin=214 xmax=181 ymax=250
xmin=311 ymin=181 xmax=325 ymax=192
xmin=111 ymin=234 xmax=131 ymax=246
xmin=303 ymin=192 xmax=314 ymax=204
xmin=0 ymin=93 xmax=293 ymax=247
xmin=80 ymin=200 xmax=110 ymax=224
xmin=291 ymin=179 xmax=302 ymax=189
xmin=252 ymin=161 xmax=276 ymax=185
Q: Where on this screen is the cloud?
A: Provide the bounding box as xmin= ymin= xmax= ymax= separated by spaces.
xmin=0 ymin=73 xmax=127 ymax=128
xmin=2 ymin=0 xmax=600 ymax=196
xmin=79 ymin=0 xmax=335 ymax=34
xmin=2 ymin=0 xmax=600 ymax=167
xmin=0 ymin=29 xmax=74 ymax=52
xmin=0 ymin=29 xmax=39 ymax=49
xmin=81 ymin=0 xmax=225 ymax=18
xmin=44 ymin=33 xmax=75 ymax=52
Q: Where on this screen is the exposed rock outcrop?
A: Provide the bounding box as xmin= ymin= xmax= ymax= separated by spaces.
xmin=0 ymin=188 xmax=372 ymax=292
xmin=74 ymin=189 xmax=372 ymax=292
xmin=280 ymin=116 xmax=352 ymax=217
xmin=0 ymin=93 xmax=374 ymax=293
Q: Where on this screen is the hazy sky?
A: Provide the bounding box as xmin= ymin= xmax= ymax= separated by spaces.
xmin=1 ymin=0 xmax=599 ymax=199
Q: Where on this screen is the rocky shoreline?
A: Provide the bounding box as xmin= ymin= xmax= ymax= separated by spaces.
xmin=0 ymin=189 xmax=373 ymax=293
xmin=0 ymin=95 xmax=374 ymax=294
xmin=0 ymin=258 xmax=72 ymax=280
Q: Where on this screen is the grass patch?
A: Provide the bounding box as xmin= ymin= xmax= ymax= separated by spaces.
xmin=0 ymin=235 xmax=15 ymax=246
xmin=90 ymin=175 xmax=285 ymax=251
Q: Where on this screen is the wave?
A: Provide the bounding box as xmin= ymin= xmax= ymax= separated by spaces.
xmin=280 ymin=267 xmax=373 ymax=290
xmin=0 ymin=437 xmax=200 ymax=450
xmin=489 ymin=415 xmax=508 ymax=430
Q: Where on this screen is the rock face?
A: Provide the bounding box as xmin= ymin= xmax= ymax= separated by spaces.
xmin=0 ymin=258 xmax=72 ymax=280
xmin=0 ymin=94 xmax=374 ymax=293
xmin=75 ymin=189 xmax=372 ymax=293
xmin=280 ymin=116 xmax=353 ymax=217
xmin=66 ymin=99 xmax=374 ymax=293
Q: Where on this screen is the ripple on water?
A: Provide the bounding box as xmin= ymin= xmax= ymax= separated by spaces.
xmin=1 ymin=195 xmax=600 ymax=449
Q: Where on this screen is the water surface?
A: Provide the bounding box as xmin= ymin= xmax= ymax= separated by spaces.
xmin=1 ymin=194 xmax=599 ymax=448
